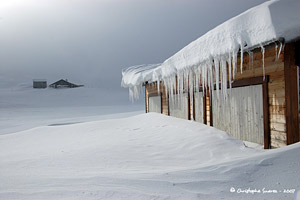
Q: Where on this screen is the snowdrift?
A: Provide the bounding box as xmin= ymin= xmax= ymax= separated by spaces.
xmin=0 ymin=113 xmax=299 ymax=199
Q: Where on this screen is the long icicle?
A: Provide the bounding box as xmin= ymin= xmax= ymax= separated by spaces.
xmin=228 ymin=53 xmax=232 ymax=91
xmin=240 ymin=43 xmax=244 ymax=73
xmin=214 ymin=58 xmax=220 ymax=99
xmin=260 ymin=44 xmax=265 ymax=80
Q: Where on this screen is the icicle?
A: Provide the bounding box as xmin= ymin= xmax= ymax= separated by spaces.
xmin=163 ymin=80 xmax=168 ymax=101
xmin=220 ymin=59 xmax=227 ymax=100
xmin=189 ymin=69 xmax=194 ymax=96
xmin=192 ymin=71 xmax=196 ymax=94
xmin=240 ymin=43 xmax=244 ymax=73
xmin=199 ymin=66 xmax=202 ymax=93
xmin=214 ymin=58 xmax=220 ymax=99
xmin=129 ymin=85 xmax=142 ymax=102
xmin=169 ymin=76 xmax=174 ymax=104
xmin=260 ymin=44 xmax=265 ymax=80
xmin=177 ymin=74 xmax=179 ymax=96
xmin=201 ymin=65 xmax=205 ymax=93
xmin=169 ymin=77 xmax=173 ymax=107
xmin=220 ymin=60 xmax=224 ymax=98
xmin=173 ymin=75 xmax=177 ymax=104
xmin=185 ymin=70 xmax=189 ymax=93
xmin=206 ymin=64 xmax=210 ymax=97
xmin=278 ymin=42 xmax=283 ymax=59
xmin=195 ymin=67 xmax=200 ymax=93
xmin=228 ymin=53 xmax=232 ymax=90
xmin=232 ymin=50 xmax=237 ymax=79
xmin=203 ymin=64 xmax=208 ymax=92
xmin=179 ymin=73 xmax=184 ymax=101
xmin=275 ymin=43 xmax=278 ymax=60
xmin=209 ymin=61 xmax=214 ymax=100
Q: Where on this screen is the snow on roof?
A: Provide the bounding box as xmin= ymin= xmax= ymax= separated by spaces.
xmin=121 ymin=63 xmax=162 ymax=88
xmin=122 ymin=0 xmax=300 ymax=100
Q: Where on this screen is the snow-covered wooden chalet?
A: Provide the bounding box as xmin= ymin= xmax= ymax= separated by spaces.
xmin=121 ymin=0 xmax=300 ymax=149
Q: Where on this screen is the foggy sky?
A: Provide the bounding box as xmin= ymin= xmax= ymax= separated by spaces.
xmin=0 ymin=0 xmax=269 ymax=90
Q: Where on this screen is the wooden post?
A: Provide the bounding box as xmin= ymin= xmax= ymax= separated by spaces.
xmin=193 ymin=92 xmax=195 ymax=121
xmin=167 ymin=94 xmax=170 ymax=116
xmin=203 ymin=89 xmax=207 ymax=124
xmin=145 ymin=85 xmax=148 ymax=113
xmin=209 ymin=90 xmax=213 ymax=126
xmin=262 ymin=77 xmax=270 ymax=149
xmin=188 ymin=92 xmax=191 ymax=120
xmin=284 ymin=42 xmax=300 ymax=145
xmin=160 ymin=93 xmax=163 ymax=114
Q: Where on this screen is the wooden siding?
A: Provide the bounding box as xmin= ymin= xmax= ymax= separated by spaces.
xmin=212 ymin=85 xmax=264 ymax=145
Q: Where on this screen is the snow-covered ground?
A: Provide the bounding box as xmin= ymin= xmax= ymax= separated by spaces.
xmin=0 ymin=113 xmax=300 ymax=200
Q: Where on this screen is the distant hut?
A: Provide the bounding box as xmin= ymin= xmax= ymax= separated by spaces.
xmin=33 ymin=79 xmax=47 ymax=89
xmin=49 ymin=79 xmax=83 ymax=88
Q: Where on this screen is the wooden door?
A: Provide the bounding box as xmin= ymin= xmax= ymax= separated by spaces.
xmin=212 ymin=85 xmax=264 ymax=145
xmin=169 ymin=93 xmax=189 ymax=120
xmin=148 ymin=95 xmax=162 ymax=113
xmin=194 ymin=91 xmax=204 ymax=123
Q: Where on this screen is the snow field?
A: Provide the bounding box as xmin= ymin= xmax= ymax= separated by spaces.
xmin=0 ymin=113 xmax=299 ymax=199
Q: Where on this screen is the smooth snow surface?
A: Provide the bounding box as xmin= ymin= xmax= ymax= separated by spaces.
xmin=1 ymin=113 xmax=299 ymax=200
xmin=122 ymin=0 xmax=300 ymax=100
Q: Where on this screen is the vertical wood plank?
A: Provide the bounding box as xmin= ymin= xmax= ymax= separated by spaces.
xmin=284 ymin=42 xmax=300 ymax=145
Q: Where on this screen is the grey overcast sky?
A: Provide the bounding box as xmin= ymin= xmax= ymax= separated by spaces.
xmin=0 ymin=0 xmax=269 ymax=90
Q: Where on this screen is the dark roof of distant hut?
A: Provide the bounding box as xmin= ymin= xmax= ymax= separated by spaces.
xmin=49 ymin=79 xmax=83 ymax=88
